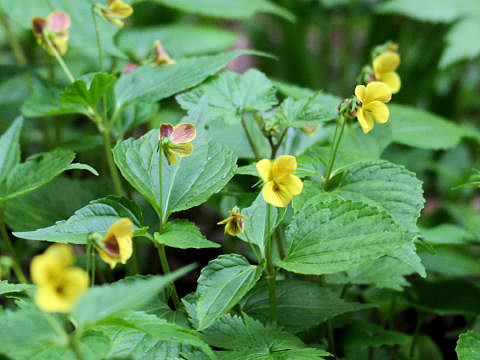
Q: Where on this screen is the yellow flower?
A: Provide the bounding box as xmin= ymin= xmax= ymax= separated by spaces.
xmin=373 ymin=51 xmax=401 ymax=94
xmin=101 ymin=0 xmax=133 ymax=27
xmin=97 ymin=218 xmax=134 ymax=269
xmin=159 ymin=123 xmax=196 ymax=165
xmin=30 ymin=244 xmax=88 ymax=313
xmin=31 ymin=11 xmax=71 ymax=56
xmin=354 ymin=82 xmax=392 ymax=134
xmin=153 ymin=40 xmax=175 ymax=66
xmin=256 ymin=155 xmax=303 ymax=208
xmin=217 ymin=207 xmax=247 ymax=236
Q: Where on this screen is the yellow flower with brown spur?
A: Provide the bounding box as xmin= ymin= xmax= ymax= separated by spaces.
xmin=256 ymin=155 xmax=303 ymax=208
xmin=217 ymin=207 xmax=247 ymax=236
xmin=373 ymin=50 xmax=401 ymax=94
xmin=98 ymin=0 xmax=133 ymax=27
xmin=32 ymin=11 xmax=71 ymax=56
xmin=94 ymin=218 xmax=134 ymax=269
xmin=30 ymin=244 xmax=89 ymax=313
xmin=159 ymin=123 xmax=196 ymax=165
xmin=354 ymin=82 xmax=392 ymax=134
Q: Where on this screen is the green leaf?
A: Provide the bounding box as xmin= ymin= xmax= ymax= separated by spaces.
xmin=445 ymin=203 xmax=480 ymax=240
xmin=72 ymin=265 xmax=195 ymax=330
xmin=342 ymin=320 xmax=410 ymax=350
xmin=441 ymin=15 xmax=480 ymax=68
xmin=114 ymin=50 xmax=263 ymax=109
xmin=99 ymin=311 xmax=215 ymax=359
xmin=113 ymin=129 xmax=237 ymax=220
xmin=242 ymin=280 xmax=372 ymax=333
xmin=0 ymin=280 xmax=34 ymax=295
xmin=0 ymin=149 xmax=76 ymax=202
xmin=196 ymin=254 xmax=263 ymax=330
xmin=456 ymin=330 xmax=480 ymax=360
xmin=278 ymin=199 xmax=410 ymax=275
xmin=144 ymin=0 xmax=295 ymax=21
xmin=154 ymin=219 xmax=220 ymax=249
xmin=0 ymin=117 xmax=22 ymax=184
xmin=177 ymin=69 xmax=278 ymax=124
xmin=421 ymin=245 xmax=480 ymax=277
xmin=389 ymin=104 xmax=465 ymax=150
xmin=14 ymin=196 xmax=146 ymax=244
xmin=65 ymin=163 xmax=99 ymax=176
xmin=201 ymin=313 xmax=329 ymax=359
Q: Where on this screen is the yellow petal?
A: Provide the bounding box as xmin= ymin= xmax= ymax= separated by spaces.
xmin=171 ymin=142 xmax=193 ymax=157
xmin=44 ymin=244 xmax=74 ymax=267
xmin=256 ymin=159 xmax=272 ymax=182
xmin=354 ymin=85 xmax=366 ymax=103
xmin=276 ymin=175 xmax=303 ymax=196
xmin=262 ymin=181 xmax=292 ymax=208
xmin=272 ymin=155 xmax=297 ymax=179
xmin=217 ymin=216 xmax=233 ymax=225
xmin=373 ymin=51 xmax=400 ymax=74
xmin=108 ymin=0 xmax=133 ymax=18
xmin=357 ymin=109 xmax=374 ymax=134
xmin=98 ymin=249 xmax=118 ymax=269
xmin=99 ymin=218 xmax=133 ymax=269
xmin=364 ymin=101 xmax=390 ymax=124
xmin=109 ymin=218 xmax=133 ymax=242
xmin=117 ymin=235 xmax=133 ymax=264
xmin=378 ymin=71 xmax=401 ymax=94
xmin=364 ymin=81 xmax=391 ymax=104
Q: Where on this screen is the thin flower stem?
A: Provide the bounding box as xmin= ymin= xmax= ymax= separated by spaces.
xmin=0 ymin=211 xmax=28 ymax=284
xmin=44 ymin=36 xmax=75 ymax=83
xmin=265 ymin=204 xmax=278 ymax=325
xmin=102 ymin=131 xmax=125 ymax=196
xmin=241 ymin=112 xmax=261 ymax=161
xmin=324 ymin=116 xmax=346 ymax=182
xmin=156 ymin=244 xmax=180 ymax=308
xmin=270 ymin=128 xmax=288 ymax=159
xmin=243 ymin=231 xmax=262 ymax=264
xmin=320 ymin=275 xmax=336 ymax=355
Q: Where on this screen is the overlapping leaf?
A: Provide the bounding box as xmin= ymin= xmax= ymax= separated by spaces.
xmin=154 ymin=219 xmax=220 ymax=249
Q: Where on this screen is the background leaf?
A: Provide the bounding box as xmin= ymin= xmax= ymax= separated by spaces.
xmin=154 ymin=219 xmax=220 ymax=249
xmin=456 ymin=330 xmax=480 ymax=360
xmin=0 ymin=117 xmax=22 ymax=184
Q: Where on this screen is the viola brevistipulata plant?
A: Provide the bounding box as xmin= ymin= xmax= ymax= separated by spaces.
xmin=1 ymin=1 xmax=480 ymax=359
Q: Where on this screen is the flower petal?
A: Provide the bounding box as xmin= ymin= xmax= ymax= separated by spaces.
xmin=171 ymin=142 xmax=194 ymax=157
xmin=364 ymin=101 xmax=390 ymax=124
xmin=276 ymin=175 xmax=303 ymax=196
xmin=110 ymin=218 xmax=133 ymax=240
xmin=364 ymin=81 xmax=391 ymax=104
xmin=47 ymin=11 xmax=71 ymax=32
xmin=117 ymin=236 xmax=133 ymax=264
xmin=357 ymin=109 xmax=374 ymax=134
xmin=378 ymin=71 xmax=401 ymax=94
xmin=256 ymin=159 xmax=272 ymax=182
xmin=172 ymin=123 xmax=196 ymax=144
xmin=272 ymin=155 xmax=297 ymax=179
xmin=262 ymin=181 xmax=293 ymax=208
xmin=32 ymin=17 xmax=47 ymax=36
xmin=160 ymin=123 xmax=174 ymax=139
xmin=108 ymin=0 xmax=133 ymax=18
xmin=354 ymin=85 xmax=366 ymax=102
xmin=373 ymin=51 xmax=400 ymax=74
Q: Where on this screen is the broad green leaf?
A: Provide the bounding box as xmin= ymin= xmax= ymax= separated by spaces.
xmin=440 ymin=15 xmax=480 ymax=68
xmin=196 ymin=254 xmax=263 ymax=330
xmin=445 ymin=203 xmax=480 ymax=240
xmin=456 ymin=330 xmax=480 ymax=360
xmin=421 ymin=245 xmax=480 ymax=277
xmin=72 ymin=265 xmax=195 ymax=329
xmin=389 ymin=104 xmax=465 ymax=150
xmin=342 ymin=320 xmax=410 ymax=350
xmin=388 ymin=243 xmax=426 ymax=278
xmin=14 ymin=196 xmax=145 ymax=244
xmin=0 ymin=117 xmax=22 ymax=183
xmin=99 ymin=311 xmax=215 ymax=359
xmin=118 ymin=24 xmax=237 ymax=59
xmin=278 ymin=199 xmax=410 ymax=275
xmin=242 ymin=280 xmax=372 ymax=333
xmin=112 ymin=102 xmax=156 ymax=139
xmin=177 ymin=69 xmax=278 ymax=124
xmin=201 ymin=313 xmax=330 ymax=359
xmin=0 ymin=149 xmax=76 ymax=202
xmin=420 ymin=224 xmax=474 ymax=245
xmin=114 ymin=50 xmax=263 ymax=110
xmin=154 ymin=219 xmax=220 ymax=249
xmin=143 ymin=0 xmax=294 ymax=21
xmin=0 ymin=280 xmax=34 ymax=295
xmin=113 ymin=130 xmax=237 ymax=220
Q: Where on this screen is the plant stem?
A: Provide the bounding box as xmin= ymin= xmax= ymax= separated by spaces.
xmin=270 ymin=128 xmax=288 ymax=159
xmin=409 ymin=312 xmax=424 ymax=358
xmin=274 ymin=228 xmax=286 ymax=260
xmin=241 ymin=112 xmax=261 ymax=161
xmin=0 ymin=210 xmax=27 ymax=284
xmin=156 ymin=243 xmax=180 ymax=308
xmin=320 ymin=275 xmax=336 ymax=355
xmin=44 ymin=36 xmax=74 ymax=83
xmin=69 ymin=339 xmax=85 ymax=360
xmin=324 ymin=116 xmax=346 ymax=182
xmin=265 ymin=204 xmax=278 ymax=325
xmin=102 ymin=131 xmax=125 ymax=196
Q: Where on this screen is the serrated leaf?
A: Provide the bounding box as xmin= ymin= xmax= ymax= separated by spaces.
xmin=113 ymin=129 xmax=237 ymax=221
xmin=177 ymin=69 xmax=278 ymax=124
xmin=0 ymin=117 xmax=22 ymax=184
xmin=14 ymin=196 xmax=145 ymax=244
xmin=196 ymin=254 xmax=263 ymax=330
xmin=72 ymin=265 xmax=195 ymax=329
xmin=278 ymin=199 xmax=410 ymax=275
xmin=456 ymin=330 xmax=480 ymax=360
xmin=0 ymin=149 xmax=76 ymax=202
xmin=242 ymin=280 xmax=372 ymax=332
xmin=115 ymin=50 xmax=263 ymax=110
xmin=154 ymin=219 xmax=220 ymax=249
xmin=389 ymin=104 xmax=465 ymax=150
xmin=0 ymin=280 xmax=34 ymax=295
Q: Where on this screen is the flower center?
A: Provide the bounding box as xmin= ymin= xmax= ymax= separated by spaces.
xmin=104 ymin=235 xmax=120 ymax=257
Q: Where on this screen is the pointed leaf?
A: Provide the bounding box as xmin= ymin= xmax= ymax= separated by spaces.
xmin=0 ymin=117 xmax=22 ymax=183
xmin=154 ymin=219 xmax=220 ymax=249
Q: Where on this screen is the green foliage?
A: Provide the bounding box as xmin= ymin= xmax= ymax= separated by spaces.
xmin=456 ymin=330 xmax=480 ymax=360
xmin=0 ymin=280 xmax=34 ymax=295
xmin=154 ymin=219 xmax=220 ymax=249
xmin=0 ymin=117 xmax=22 ymax=184
xmin=342 ymin=320 xmax=410 ymax=350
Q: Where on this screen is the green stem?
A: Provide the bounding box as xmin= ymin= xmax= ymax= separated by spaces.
xmin=69 ymin=339 xmax=85 ymax=360
xmin=265 ymin=204 xmax=277 ymax=325
xmin=388 ymin=292 xmax=397 ymax=330
xmin=270 ymin=128 xmax=288 ymax=159
xmin=324 ymin=116 xmax=346 ymax=182
xmin=320 ymin=275 xmax=336 ymax=355
xmin=409 ymin=312 xmax=424 ymax=357
xmin=156 ymin=243 xmax=180 ymax=309
xmin=102 ymin=131 xmax=125 ymax=196
xmin=44 ymin=36 xmax=74 ymax=83
xmin=274 ymin=228 xmax=286 ymax=260
xmin=241 ymin=112 xmax=261 ymax=161
xmin=0 ymin=210 xmax=27 ymax=284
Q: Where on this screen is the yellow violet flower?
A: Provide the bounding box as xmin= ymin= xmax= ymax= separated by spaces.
xmin=217 ymin=207 xmax=247 ymax=236
xmin=30 ymin=244 xmax=88 ymax=313
xmin=32 ymin=11 xmax=71 ymax=56
xmin=153 ymin=40 xmax=175 ymax=66
xmin=159 ymin=123 xmax=196 ymax=165
xmin=354 ymin=81 xmax=392 ymax=134
xmin=97 ymin=218 xmax=134 ymax=269
xmin=373 ymin=51 xmax=401 ymax=94
xmin=101 ymin=0 xmax=133 ymax=27
xmin=256 ymin=155 xmax=303 ymax=208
